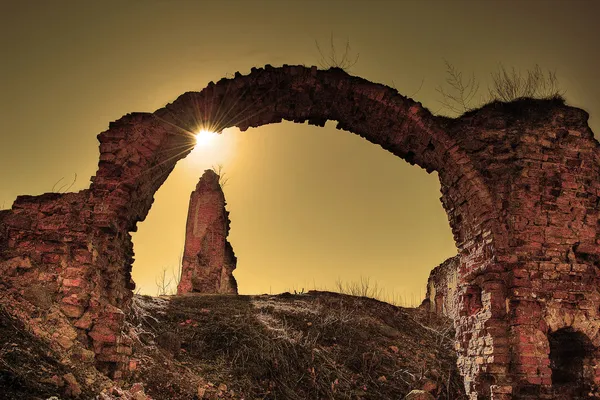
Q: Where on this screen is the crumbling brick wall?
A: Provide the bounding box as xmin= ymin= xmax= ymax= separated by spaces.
xmin=426 ymin=99 xmax=600 ymax=399
xmin=0 ymin=192 xmax=134 ymax=378
xmin=425 ymin=256 xmax=460 ymax=319
xmin=1 ymin=65 xmax=598 ymax=399
xmin=177 ymin=169 xmax=237 ymax=295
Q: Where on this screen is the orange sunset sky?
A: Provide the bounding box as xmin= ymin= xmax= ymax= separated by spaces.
xmin=2 ymin=0 xmax=599 ymax=301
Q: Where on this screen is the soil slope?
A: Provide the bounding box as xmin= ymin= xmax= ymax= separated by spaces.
xmin=1 ymin=291 xmax=466 ymax=399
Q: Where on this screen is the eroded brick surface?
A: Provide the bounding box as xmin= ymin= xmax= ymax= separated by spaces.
xmin=0 ymin=66 xmax=598 ymax=398
xmin=177 ymin=169 xmax=237 ymax=295
xmin=424 ymin=256 xmax=460 ymax=320
xmin=428 ymin=100 xmax=600 ymax=399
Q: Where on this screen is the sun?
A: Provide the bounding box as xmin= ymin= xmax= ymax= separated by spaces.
xmin=184 ymin=127 xmax=233 ymax=169
xmin=195 ymin=129 xmax=218 ymax=147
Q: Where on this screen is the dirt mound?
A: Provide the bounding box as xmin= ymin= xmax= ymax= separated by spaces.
xmin=126 ymin=291 xmax=466 ymax=399
xmin=0 ymin=306 xmax=109 ymax=400
xmin=0 ymin=291 xmax=466 ymax=399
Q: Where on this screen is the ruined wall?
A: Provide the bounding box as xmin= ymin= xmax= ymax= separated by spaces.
xmin=426 ymin=99 xmax=600 ymax=399
xmin=2 ymin=65 xmax=491 ymax=382
xmin=1 ymin=65 xmax=598 ymax=399
xmin=466 ymin=102 xmax=600 ymax=399
xmin=425 ymin=255 xmax=460 ymax=320
xmin=177 ymin=169 xmax=237 ymax=295
xmin=0 ymin=192 xmax=134 ymax=378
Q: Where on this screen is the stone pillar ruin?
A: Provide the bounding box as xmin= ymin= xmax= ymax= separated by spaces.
xmin=177 ymin=169 xmax=237 ymax=295
xmin=0 ymin=65 xmax=598 ymax=398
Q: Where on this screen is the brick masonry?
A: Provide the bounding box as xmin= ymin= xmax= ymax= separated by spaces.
xmin=0 ymin=65 xmax=598 ymax=398
xmin=177 ymin=169 xmax=237 ymax=295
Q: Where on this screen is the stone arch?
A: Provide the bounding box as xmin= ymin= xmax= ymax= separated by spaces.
xmin=90 ymin=65 xmax=499 ymax=250
xmin=16 ymin=66 xmax=598 ymax=397
xmin=544 ymin=307 xmax=600 ymax=395
xmin=516 ymin=308 xmax=600 ymax=399
xmin=545 ymin=306 xmax=600 ymax=348
xmin=84 ymin=64 xmax=507 ymax=388
xmin=547 ymin=328 xmax=595 ymax=396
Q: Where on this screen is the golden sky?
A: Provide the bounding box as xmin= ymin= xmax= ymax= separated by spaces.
xmin=2 ymin=0 xmax=599 ymax=301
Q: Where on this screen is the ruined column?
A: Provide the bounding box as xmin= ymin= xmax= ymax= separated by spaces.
xmin=177 ymin=169 xmax=238 ymax=295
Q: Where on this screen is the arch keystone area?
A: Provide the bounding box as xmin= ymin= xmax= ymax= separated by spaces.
xmin=0 ymin=65 xmax=598 ymax=399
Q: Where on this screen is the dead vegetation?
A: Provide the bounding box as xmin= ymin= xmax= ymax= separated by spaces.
xmin=0 ymin=307 xmax=68 ymax=400
xmin=154 ymin=261 xmax=182 ymax=296
xmin=155 ymin=267 xmax=175 ymax=296
xmin=0 ymin=305 xmax=111 ymax=400
xmin=126 ymin=291 xmax=465 ymax=399
xmin=50 ymin=173 xmax=78 ymax=194
xmin=436 ymin=59 xmax=565 ymax=116
xmin=435 ymin=59 xmax=481 ymax=115
xmin=211 ymin=164 xmax=230 ymax=188
xmin=333 ymin=277 xmax=421 ymax=308
xmin=315 ymin=33 xmax=360 ymax=71
xmin=0 ymin=290 xmax=465 ymax=399
xmin=488 ymin=63 xmax=563 ymax=102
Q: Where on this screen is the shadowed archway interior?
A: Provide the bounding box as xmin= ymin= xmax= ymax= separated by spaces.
xmin=549 ymin=328 xmax=595 ymax=397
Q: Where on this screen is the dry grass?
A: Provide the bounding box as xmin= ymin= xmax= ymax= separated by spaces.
xmin=436 ymin=60 xmax=565 ymax=116
xmin=126 ymin=291 xmax=465 ymax=399
xmin=488 ymin=63 xmax=563 ymax=102
xmin=291 ymin=277 xmax=422 ymax=308
xmin=0 ymin=290 xmax=464 ymax=399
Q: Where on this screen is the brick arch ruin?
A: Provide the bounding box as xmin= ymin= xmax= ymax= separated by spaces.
xmin=0 ymin=65 xmax=598 ymax=399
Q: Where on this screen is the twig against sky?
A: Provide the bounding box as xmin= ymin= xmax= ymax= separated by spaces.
xmin=315 ymin=33 xmax=359 ymax=71
xmin=435 ymin=59 xmax=480 ymax=115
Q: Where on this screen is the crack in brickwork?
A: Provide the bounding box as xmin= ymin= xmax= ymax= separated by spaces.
xmin=0 ymin=66 xmax=598 ymax=399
